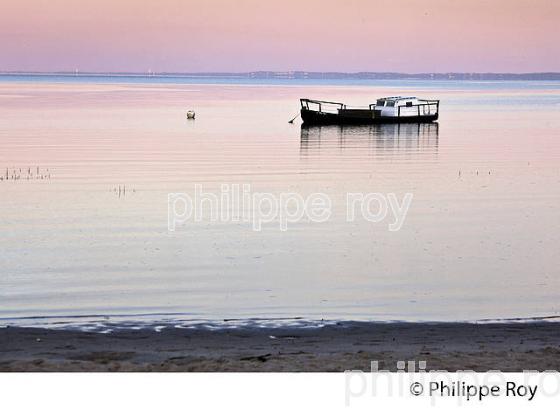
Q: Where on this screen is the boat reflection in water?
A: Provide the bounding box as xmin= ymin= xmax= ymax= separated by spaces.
xmin=300 ymin=122 xmax=439 ymax=157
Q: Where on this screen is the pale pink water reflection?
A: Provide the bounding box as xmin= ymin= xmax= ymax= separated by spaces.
xmin=1 ymin=81 xmax=559 ymax=326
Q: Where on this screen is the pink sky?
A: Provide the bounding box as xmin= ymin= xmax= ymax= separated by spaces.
xmin=1 ymin=0 xmax=559 ymax=73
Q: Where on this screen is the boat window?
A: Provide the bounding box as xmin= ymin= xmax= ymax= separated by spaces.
xmin=406 ymin=101 xmax=413 ymax=107
xmin=376 ymin=99 xmax=385 ymax=106
xmin=386 ymin=101 xmax=395 ymax=107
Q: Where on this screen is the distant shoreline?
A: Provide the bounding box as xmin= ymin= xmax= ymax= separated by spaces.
xmin=2 ymin=322 xmax=560 ymax=372
xmin=2 ymin=71 xmax=560 ymax=81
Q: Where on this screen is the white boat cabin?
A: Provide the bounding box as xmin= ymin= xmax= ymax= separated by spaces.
xmin=374 ymin=96 xmax=438 ymax=118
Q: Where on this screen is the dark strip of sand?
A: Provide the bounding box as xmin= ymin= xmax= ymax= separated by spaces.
xmin=1 ymin=322 xmax=559 ymax=372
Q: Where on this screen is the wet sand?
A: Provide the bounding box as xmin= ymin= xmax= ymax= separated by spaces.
xmin=1 ymin=322 xmax=560 ymax=372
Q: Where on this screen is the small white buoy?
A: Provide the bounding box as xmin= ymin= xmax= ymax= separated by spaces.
xmin=186 ymin=110 xmax=196 ymax=120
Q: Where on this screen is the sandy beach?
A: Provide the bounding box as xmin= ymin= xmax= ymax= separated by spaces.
xmin=1 ymin=322 xmax=559 ymax=372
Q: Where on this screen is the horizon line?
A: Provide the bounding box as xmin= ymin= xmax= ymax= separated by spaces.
xmin=2 ymin=70 xmax=560 ymax=76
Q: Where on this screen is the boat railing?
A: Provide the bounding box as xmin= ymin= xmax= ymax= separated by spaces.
xmin=396 ymin=100 xmax=439 ymax=117
xmin=301 ymin=98 xmax=439 ymax=117
xmin=300 ymin=98 xmax=345 ymax=114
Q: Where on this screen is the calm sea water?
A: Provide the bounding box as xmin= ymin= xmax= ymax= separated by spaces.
xmin=1 ymin=77 xmax=559 ymax=329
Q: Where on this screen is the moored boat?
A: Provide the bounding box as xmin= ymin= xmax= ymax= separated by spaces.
xmin=300 ymin=96 xmax=439 ymax=125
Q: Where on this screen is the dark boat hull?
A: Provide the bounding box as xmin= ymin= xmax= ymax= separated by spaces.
xmin=301 ymin=108 xmax=438 ymax=125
